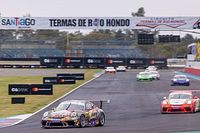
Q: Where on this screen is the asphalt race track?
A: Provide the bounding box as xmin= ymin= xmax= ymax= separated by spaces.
xmin=1 ymin=70 xmax=200 ymax=133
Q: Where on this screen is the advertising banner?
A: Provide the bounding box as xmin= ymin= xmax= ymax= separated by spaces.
xmin=0 ymin=17 xmax=200 ymax=30
xmin=43 ymin=77 xmax=58 ymax=84
xmin=8 ymin=84 xmax=53 ymax=95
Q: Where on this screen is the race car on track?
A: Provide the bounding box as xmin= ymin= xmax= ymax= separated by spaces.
xmin=136 ymin=72 xmax=153 ymax=81
xmin=171 ymin=74 xmax=190 ymax=86
xmin=105 ymin=67 xmax=116 ymax=74
xmin=41 ymin=100 xmax=106 ymax=128
xmin=145 ymin=70 xmax=160 ymax=80
xmin=116 ymin=66 xmax=126 ymax=72
xmin=161 ymin=90 xmax=200 ymax=113
xmin=146 ymin=66 xmax=157 ymax=71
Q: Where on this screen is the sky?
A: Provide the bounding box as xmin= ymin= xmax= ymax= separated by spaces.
xmin=0 ymin=0 xmax=200 ymax=37
xmin=0 ymin=0 xmax=200 ymax=17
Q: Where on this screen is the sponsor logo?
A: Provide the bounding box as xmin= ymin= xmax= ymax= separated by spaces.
xmin=44 ymin=59 xmax=58 ymax=63
xmin=32 ymin=87 xmax=39 ymax=92
xmin=1 ymin=17 xmax=35 ymax=28
xmin=108 ymin=60 xmax=113 ymax=64
xmin=129 ymin=60 xmax=144 ymax=64
xmin=65 ymin=59 xmax=81 ymax=63
xmin=87 ymin=59 xmax=101 ymax=63
xmin=136 ymin=17 xmax=186 ymax=28
xmin=11 ymin=88 xmax=29 ymax=92
xmin=150 ymin=60 xmax=165 ymax=64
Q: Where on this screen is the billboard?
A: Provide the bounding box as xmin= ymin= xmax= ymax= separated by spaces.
xmin=1 ymin=17 xmax=200 ymax=30
xmin=9 ymin=84 xmax=53 ymax=95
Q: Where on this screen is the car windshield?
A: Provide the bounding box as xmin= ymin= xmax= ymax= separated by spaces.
xmin=55 ymin=102 xmax=85 ymax=111
xmin=169 ymin=93 xmax=192 ymax=99
xmin=150 ymin=71 xmax=158 ymax=74
xmin=174 ymin=75 xmax=187 ymax=79
xmin=140 ymin=73 xmax=149 ymax=76
xmin=148 ymin=66 xmax=156 ymax=69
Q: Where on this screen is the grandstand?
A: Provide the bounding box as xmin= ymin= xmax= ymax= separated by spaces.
xmin=69 ymin=40 xmax=146 ymax=58
xmin=0 ymin=39 xmax=146 ymax=58
xmin=0 ymin=40 xmax=65 ymax=58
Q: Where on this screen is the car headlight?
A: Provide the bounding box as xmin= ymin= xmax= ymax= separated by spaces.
xmin=43 ymin=112 xmax=48 ymax=118
xmin=162 ymin=101 xmax=168 ymax=105
xmin=186 ymin=79 xmax=189 ymax=82
xmin=187 ymin=100 xmax=192 ymax=104
xmin=71 ymin=112 xmax=77 ymax=117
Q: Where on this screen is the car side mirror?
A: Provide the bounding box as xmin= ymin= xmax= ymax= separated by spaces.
xmin=163 ymin=97 xmax=167 ymax=100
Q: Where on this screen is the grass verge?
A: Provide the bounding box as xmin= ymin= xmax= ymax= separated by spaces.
xmin=0 ymin=69 xmax=101 ymax=118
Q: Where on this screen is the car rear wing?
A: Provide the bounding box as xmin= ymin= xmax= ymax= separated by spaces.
xmin=66 ymin=99 xmax=111 ymax=109
xmin=169 ymin=90 xmax=200 ymax=92
xmin=90 ymin=100 xmax=111 ymax=109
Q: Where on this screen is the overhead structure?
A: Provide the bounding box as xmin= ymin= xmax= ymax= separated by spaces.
xmin=0 ymin=17 xmax=200 ymax=30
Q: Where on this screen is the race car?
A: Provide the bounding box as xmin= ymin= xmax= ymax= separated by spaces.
xmin=146 ymin=66 xmax=157 ymax=71
xmin=116 ymin=66 xmax=126 ymax=72
xmin=104 ymin=67 xmax=116 ymax=74
xmin=145 ymin=70 xmax=160 ymax=80
xmin=161 ymin=90 xmax=200 ymax=113
xmin=41 ymin=100 xmax=106 ymax=128
xmin=136 ymin=72 xmax=154 ymax=81
xmin=171 ymin=74 xmax=190 ymax=86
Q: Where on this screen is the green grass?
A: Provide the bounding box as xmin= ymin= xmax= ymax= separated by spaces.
xmin=0 ymin=69 xmax=101 ymax=118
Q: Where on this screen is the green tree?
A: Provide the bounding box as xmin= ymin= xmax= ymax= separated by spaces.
xmin=181 ymin=34 xmax=194 ymax=44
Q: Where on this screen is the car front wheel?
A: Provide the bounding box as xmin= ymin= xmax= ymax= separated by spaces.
xmin=79 ymin=115 xmax=86 ymax=128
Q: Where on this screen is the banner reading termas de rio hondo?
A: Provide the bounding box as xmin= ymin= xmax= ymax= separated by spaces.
xmin=0 ymin=17 xmax=200 ymax=30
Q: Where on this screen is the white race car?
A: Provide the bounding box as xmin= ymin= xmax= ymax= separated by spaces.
xmin=105 ymin=67 xmax=116 ymax=74
xmin=146 ymin=66 xmax=157 ymax=71
xmin=146 ymin=70 xmax=160 ymax=80
xmin=116 ymin=66 xmax=126 ymax=72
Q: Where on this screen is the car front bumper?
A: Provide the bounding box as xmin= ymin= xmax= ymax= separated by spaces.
xmin=161 ymin=104 xmax=194 ymax=113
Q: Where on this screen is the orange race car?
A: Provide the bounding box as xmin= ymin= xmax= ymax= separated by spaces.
xmin=161 ymin=90 xmax=200 ymax=113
